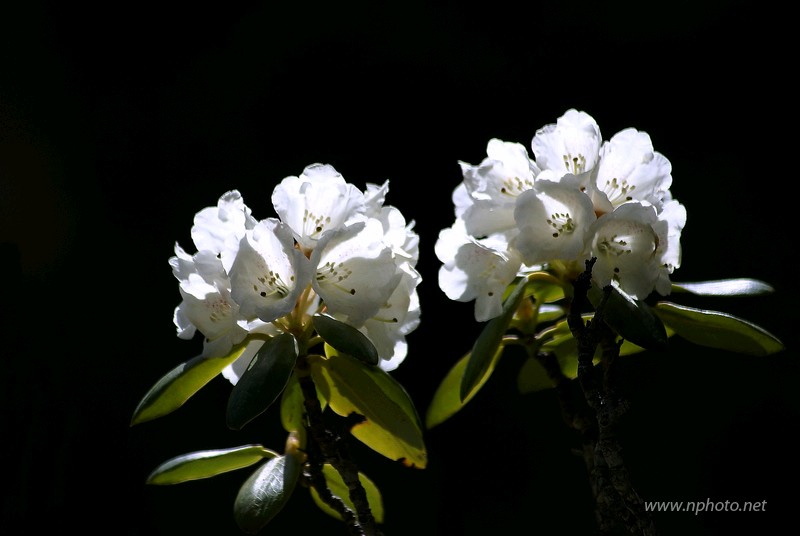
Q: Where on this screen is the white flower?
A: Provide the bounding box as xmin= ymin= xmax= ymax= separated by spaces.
xmin=455 ymin=138 xmax=540 ymax=238
xmin=343 ymin=264 xmax=422 ymax=371
xmin=531 ymin=109 xmax=602 ymax=177
xmin=513 ymin=175 xmax=597 ymax=266
xmin=271 ymin=163 xmax=366 ymax=251
xmin=169 ymin=165 xmax=421 ymax=376
xmin=438 ymin=108 xmax=688 ymax=320
xmin=311 ymin=220 xmax=402 ymax=327
xmin=363 ymin=180 xmax=390 ymax=217
xmin=191 ymin=190 xmax=257 ymax=272
xmin=228 ymin=218 xmax=312 ymax=322
xmin=435 ymin=219 xmax=522 ymax=322
xmin=593 ymin=127 xmax=673 ymax=214
xmin=530 ymin=109 xmax=675 ymax=217
xmin=169 ymin=246 xmax=247 ymax=358
xmin=373 ymin=205 xmax=420 ymax=268
xmin=586 ymin=200 xmax=686 ymax=299
xmin=321 ymin=191 xmax=422 ymax=369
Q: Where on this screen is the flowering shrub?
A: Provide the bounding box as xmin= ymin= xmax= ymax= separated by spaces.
xmin=131 ymin=111 xmax=785 ymax=536
xmin=132 ymin=164 xmax=424 ymax=535
xmin=427 ymin=109 xmax=784 ymax=534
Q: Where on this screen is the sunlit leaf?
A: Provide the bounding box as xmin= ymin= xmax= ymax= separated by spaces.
xmin=540 ymin=318 xmax=656 ymax=361
xmin=671 ymin=278 xmax=775 ymax=296
xmin=146 ymin=445 xmax=278 ymax=485
xmin=309 ymin=464 xmax=384 ymax=524
xmin=653 ymin=302 xmax=785 ymax=356
xmin=588 ymin=285 xmax=668 ymax=351
xmin=130 ymin=342 xmax=250 ymax=426
xmin=227 ymin=333 xmax=298 ymax=431
xmin=536 ymin=317 xmax=662 ymax=382
xmin=313 ymin=313 xmax=379 ymax=366
xmin=461 ymin=277 xmax=529 ymax=401
xmin=425 ymin=346 xmax=503 ymax=429
xmin=537 ymin=304 xmax=566 ymax=324
xmin=279 ymin=371 xmax=327 ymax=437
xmin=233 ymin=453 xmax=302 ymax=534
xmin=529 ymin=275 xmax=566 ymax=303
xmin=310 ymin=351 xmax=427 ymax=468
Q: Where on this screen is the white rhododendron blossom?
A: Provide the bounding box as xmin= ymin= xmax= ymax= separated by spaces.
xmin=310 ymin=220 xmax=402 ymax=326
xmin=586 ymin=201 xmax=686 ymax=300
xmin=169 ymin=164 xmax=422 ymax=376
xmin=228 ymin=218 xmax=310 ymax=321
xmin=456 ymin=138 xmax=541 ymax=239
xmin=271 ymin=163 xmax=367 ymax=251
xmin=436 ymin=219 xmax=523 ymax=322
xmin=190 ymin=190 xmax=257 ymax=272
xmin=514 ymin=174 xmax=597 ymax=267
xmin=437 ymin=109 xmax=686 ymax=320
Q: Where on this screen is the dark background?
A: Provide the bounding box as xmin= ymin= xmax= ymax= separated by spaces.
xmin=2 ymin=1 xmax=797 ymax=534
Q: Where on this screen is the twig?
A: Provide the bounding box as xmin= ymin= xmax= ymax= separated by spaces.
xmin=295 ymin=357 xmax=381 ymax=536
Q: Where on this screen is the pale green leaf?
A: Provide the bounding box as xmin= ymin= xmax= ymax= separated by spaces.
xmin=671 ymin=278 xmax=775 ymax=296
xmin=462 ymin=277 xmax=528 ymax=401
xmin=146 ymin=445 xmax=278 ymax=485
xmin=516 ymin=356 xmax=554 ymax=394
xmin=654 ymin=302 xmax=785 ymax=356
xmin=309 ymin=464 xmax=384 ymax=524
xmin=279 ymin=371 xmax=327 ymax=435
xmin=310 ymin=351 xmax=427 ymax=468
xmin=130 ymin=342 xmax=250 ymax=426
xmin=425 ymin=347 xmax=502 ymax=429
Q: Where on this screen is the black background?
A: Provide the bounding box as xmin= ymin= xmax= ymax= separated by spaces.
xmin=2 ymin=1 xmax=797 ymax=534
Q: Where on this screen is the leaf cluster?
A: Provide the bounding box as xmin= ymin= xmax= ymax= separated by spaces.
xmin=131 ymin=314 xmax=426 ymax=534
xmin=425 ymin=274 xmax=785 ymax=429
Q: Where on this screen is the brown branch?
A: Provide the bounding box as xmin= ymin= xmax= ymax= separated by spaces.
xmin=295 ymin=357 xmax=381 ymax=536
xmin=566 ymin=259 xmax=658 ymax=536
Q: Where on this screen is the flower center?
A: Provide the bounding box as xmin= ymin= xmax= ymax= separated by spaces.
xmin=255 ymin=270 xmax=291 ymax=298
xmin=500 ymin=176 xmax=535 ymax=197
xmin=302 ymin=209 xmax=332 ymax=239
xmin=602 ymin=177 xmax=635 ymax=206
xmin=316 ymin=260 xmax=356 ymax=295
xmin=546 ymin=212 xmax=576 ymax=238
xmin=207 ymin=296 xmax=233 ymax=323
xmin=562 ymin=153 xmax=586 ymax=175
xmin=596 ymin=233 xmax=632 ymax=257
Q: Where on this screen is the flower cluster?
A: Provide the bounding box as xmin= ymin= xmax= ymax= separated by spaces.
xmin=435 ymin=109 xmax=687 ymax=321
xmin=169 ymin=163 xmax=422 ymax=378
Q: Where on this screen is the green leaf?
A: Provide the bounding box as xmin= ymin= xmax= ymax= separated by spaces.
xmin=461 ymin=277 xmax=529 ymax=401
xmin=227 ymin=333 xmax=298 ymax=431
xmin=146 ymin=445 xmax=278 ymax=485
xmin=540 ymin=318 xmax=657 ymax=362
xmin=309 ymin=464 xmax=384 ymax=524
xmin=535 ymin=317 xmax=660 ymax=383
xmin=313 ymin=313 xmax=379 ymax=366
xmin=279 ymin=371 xmax=327 ymax=435
xmin=516 ymin=356 xmax=554 ymax=394
xmin=588 ymin=285 xmax=668 ymax=351
xmin=233 ymin=454 xmax=302 ymax=534
xmin=425 ymin=347 xmax=502 ymax=429
xmin=671 ymin=278 xmax=775 ymax=296
xmin=130 ymin=342 xmax=251 ymax=426
xmin=310 ymin=351 xmax=427 ymax=468
xmin=653 ymin=302 xmax=785 ymax=356
xmin=537 ymin=304 xmax=566 ymax=324
xmin=529 ymin=276 xmax=566 ymax=303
